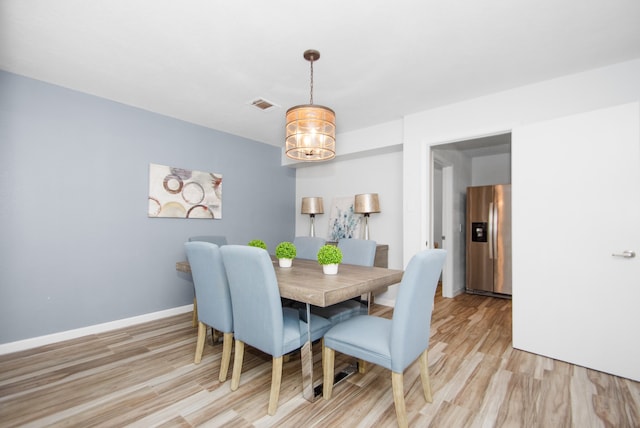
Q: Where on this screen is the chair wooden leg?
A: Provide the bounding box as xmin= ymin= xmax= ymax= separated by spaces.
xmin=358 ymin=359 xmax=368 ymax=374
xmin=192 ymin=297 xmax=198 ymax=328
xmin=322 ymin=346 xmax=335 ymax=399
xmin=268 ymin=356 xmax=283 ymax=416
xmin=391 ymin=371 xmax=408 ymax=428
xmin=219 ymin=332 xmax=233 ymax=382
xmin=194 ymin=321 xmax=206 ymax=364
xmin=231 ymin=340 xmax=244 ymax=391
xmin=419 ymin=349 xmax=433 ymax=403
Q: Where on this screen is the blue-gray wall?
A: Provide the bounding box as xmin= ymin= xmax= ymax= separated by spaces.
xmin=0 ymin=71 xmax=295 ymax=344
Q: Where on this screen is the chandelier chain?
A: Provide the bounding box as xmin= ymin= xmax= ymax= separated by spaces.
xmin=309 ymin=59 xmax=314 ymax=105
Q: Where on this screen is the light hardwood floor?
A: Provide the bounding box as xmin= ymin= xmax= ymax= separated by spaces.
xmin=1 ymin=290 xmax=639 ymax=427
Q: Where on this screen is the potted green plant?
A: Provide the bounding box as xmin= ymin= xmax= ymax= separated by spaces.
xmin=247 ymin=239 xmax=267 ymax=251
xmin=317 ymin=244 xmax=343 ymax=274
xmin=275 ymin=241 xmax=297 ymax=267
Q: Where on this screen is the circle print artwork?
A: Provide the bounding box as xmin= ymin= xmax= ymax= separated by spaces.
xmin=161 ymin=201 xmax=187 ymax=217
xmin=149 ymin=163 xmax=223 ymax=219
xmin=148 ymin=197 xmax=161 ymax=217
xmin=182 ymin=182 xmax=205 ymax=205
xmin=170 ymin=167 xmax=192 ymax=180
xmin=163 ymin=174 xmax=183 ymax=194
xmin=187 ymin=205 xmax=214 ymax=218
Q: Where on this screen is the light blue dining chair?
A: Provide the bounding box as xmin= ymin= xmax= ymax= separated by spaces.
xmin=188 ymin=235 xmax=228 ymax=246
xmin=187 ymin=236 xmax=229 ymax=325
xmin=184 ymin=242 xmax=234 ymax=383
xmin=322 ymin=249 xmax=446 ymax=428
xmin=220 ymin=245 xmax=332 ymax=416
xmin=338 ymin=238 xmax=377 ymax=266
xmin=293 ymin=236 xmax=326 ymax=260
xmin=309 ymin=238 xmax=377 ymax=325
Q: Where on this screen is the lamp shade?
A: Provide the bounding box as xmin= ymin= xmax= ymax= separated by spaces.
xmin=286 ymin=105 xmax=336 ymax=161
xmin=354 ymin=193 xmax=380 ymax=214
xmin=301 ymin=197 xmax=324 ymax=214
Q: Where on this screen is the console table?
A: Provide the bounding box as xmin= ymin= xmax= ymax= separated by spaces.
xmin=374 ymin=244 xmax=388 ymax=268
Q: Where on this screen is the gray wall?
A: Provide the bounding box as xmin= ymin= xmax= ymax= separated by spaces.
xmin=472 ymin=153 xmax=511 ymax=186
xmin=0 ymin=71 xmax=295 ymax=344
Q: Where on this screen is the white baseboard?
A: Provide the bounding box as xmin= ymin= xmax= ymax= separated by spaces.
xmin=0 ymin=304 xmax=193 ymax=356
xmin=373 ymin=296 xmax=396 ymax=307
xmin=451 ymin=287 xmax=465 ymax=297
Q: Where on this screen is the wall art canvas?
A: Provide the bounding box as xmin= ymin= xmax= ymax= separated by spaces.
xmin=328 ymin=196 xmax=361 ymax=240
xmin=148 ymin=163 xmax=222 ymax=219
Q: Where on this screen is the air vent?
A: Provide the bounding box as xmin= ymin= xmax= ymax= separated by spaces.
xmin=249 ymin=98 xmax=278 ymax=111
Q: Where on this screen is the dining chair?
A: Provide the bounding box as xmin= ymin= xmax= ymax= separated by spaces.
xmin=188 ymin=235 xmax=228 ymax=246
xmin=293 ymin=236 xmax=325 ymax=260
xmin=184 ymin=242 xmax=234 ymax=383
xmin=310 ymin=238 xmax=377 ymax=325
xmin=220 ymin=245 xmax=332 ymax=416
xmin=322 ymin=249 xmax=446 ymax=428
xmin=187 ymin=236 xmax=229 ymax=325
xmin=338 ymin=238 xmax=377 ymax=266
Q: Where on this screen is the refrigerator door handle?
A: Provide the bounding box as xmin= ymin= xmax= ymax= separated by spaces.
xmin=488 ymin=202 xmax=494 ymax=259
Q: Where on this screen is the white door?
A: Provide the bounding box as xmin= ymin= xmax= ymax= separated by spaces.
xmin=512 ymin=102 xmax=640 ymax=381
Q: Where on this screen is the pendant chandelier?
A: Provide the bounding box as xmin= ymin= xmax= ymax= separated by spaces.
xmin=285 ymin=50 xmax=336 ymax=161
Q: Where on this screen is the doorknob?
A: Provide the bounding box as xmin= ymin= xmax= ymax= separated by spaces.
xmin=612 ymin=250 xmax=636 ymax=258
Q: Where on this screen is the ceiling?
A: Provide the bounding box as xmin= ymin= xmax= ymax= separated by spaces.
xmin=2 ymin=1 xmax=639 ymax=150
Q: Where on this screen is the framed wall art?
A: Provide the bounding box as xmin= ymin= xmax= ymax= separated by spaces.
xmin=148 ymin=163 xmax=222 ymax=219
xmin=327 ymin=196 xmax=361 ymax=240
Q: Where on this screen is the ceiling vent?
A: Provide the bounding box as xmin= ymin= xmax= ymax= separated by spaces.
xmin=249 ymin=98 xmax=278 ymax=111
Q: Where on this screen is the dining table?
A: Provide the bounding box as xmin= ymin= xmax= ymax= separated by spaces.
xmin=176 ymin=256 xmax=404 ymax=402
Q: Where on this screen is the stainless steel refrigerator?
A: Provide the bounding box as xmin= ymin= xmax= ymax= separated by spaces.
xmin=466 ymin=184 xmax=512 ymax=297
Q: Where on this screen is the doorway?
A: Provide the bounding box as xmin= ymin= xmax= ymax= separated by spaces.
xmin=431 ymin=133 xmax=511 ymax=298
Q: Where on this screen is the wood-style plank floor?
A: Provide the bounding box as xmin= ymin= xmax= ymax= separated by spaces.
xmin=1 ymin=290 xmax=639 ymax=427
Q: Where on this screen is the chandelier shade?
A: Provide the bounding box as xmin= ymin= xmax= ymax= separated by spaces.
xmin=286 ymin=105 xmax=336 ymax=161
xmin=285 ymin=49 xmax=336 ymax=162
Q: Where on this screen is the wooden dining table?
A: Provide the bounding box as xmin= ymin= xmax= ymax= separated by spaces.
xmin=176 ymin=257 xmax=404 ymax=402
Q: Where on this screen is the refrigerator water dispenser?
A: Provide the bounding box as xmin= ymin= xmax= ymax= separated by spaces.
xmin=471 ymin=222 xmax=487 ymax=242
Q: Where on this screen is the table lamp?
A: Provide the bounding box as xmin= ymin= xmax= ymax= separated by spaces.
xmin=354 ymin=193 xmax=380 ymax=240
xmin=301 ymin=197 xmax=324 ymax=237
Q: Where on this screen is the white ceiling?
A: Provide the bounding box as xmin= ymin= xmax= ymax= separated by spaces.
xmin=2 ymin=0 xmax=639 ymax=149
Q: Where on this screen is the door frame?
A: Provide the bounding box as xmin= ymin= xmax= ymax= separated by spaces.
xmin=432 ymin=156 xmax=455 ymax=297
xmin=430 ymin=131 xmax=512 ymax=298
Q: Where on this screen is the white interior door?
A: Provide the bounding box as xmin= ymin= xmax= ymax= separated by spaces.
xmin=512 ymin=102 xmax=640 ymax=381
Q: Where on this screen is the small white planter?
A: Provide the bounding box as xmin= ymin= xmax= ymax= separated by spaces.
xmin=279 ymin=258 xmax=293 ymax=268
xmin=322 ymin=263 xmax=339 ymax=275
